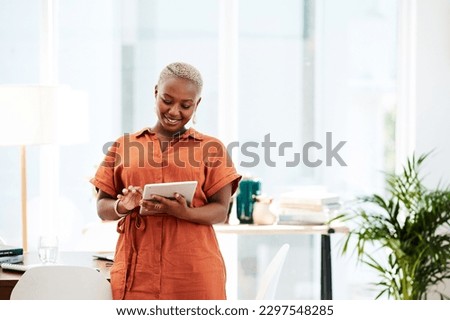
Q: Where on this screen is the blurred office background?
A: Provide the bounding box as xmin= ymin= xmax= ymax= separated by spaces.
xmin=1 ymin=0 xmax=449 ymax=299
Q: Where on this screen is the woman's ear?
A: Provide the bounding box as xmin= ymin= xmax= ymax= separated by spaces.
xmin=154 ymin=85 xmax=158 ymax=98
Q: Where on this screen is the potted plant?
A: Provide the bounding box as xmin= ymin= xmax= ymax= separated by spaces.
xmin=334 ymin=153 xmax=450 ymax=299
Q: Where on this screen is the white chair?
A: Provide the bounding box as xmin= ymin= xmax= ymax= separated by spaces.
xmin=255 ymin=243 xmax=290 ymax=300
xmin=10 ymin=265 xmax=112 ymax=300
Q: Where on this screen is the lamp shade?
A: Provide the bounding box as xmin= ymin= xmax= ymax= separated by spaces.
xmin=0 ymin=85 xmax=89 ymax=146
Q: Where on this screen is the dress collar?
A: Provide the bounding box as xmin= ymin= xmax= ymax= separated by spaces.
xmin=135 ymin=127 xmax=203 ymax=141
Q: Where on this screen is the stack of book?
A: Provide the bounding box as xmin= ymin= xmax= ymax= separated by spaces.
xmin=0 ymin=244 xmax=24 ymax=264
xmin=276 ymin=188 xmax=340 ymax=225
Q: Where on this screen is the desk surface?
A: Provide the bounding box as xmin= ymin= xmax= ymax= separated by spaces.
xmin=214 ymin=223 xmax=349 ymax=235
xmin=0 ymin=251 xmax=111 ymax=300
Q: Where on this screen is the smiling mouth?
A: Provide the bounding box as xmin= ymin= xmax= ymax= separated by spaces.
xmin=164 ymin=115 xmax=182 ymax=124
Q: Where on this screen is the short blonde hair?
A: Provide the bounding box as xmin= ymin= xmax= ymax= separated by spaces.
xmin=158 ymin=62 xmax=203 ymax=91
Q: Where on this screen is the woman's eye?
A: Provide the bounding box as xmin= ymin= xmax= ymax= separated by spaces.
xmin=182 ymin=105 xmax=191 ymax=109
xmin=162 ymin=99 xmax=172 ymax=104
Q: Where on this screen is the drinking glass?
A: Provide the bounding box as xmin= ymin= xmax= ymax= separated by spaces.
xmin=38 ymin=235 xmax=59 ymax=264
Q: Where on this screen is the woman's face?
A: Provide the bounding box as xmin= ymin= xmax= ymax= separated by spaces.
xmin=154 ymin=77 xmax=201 ymax=135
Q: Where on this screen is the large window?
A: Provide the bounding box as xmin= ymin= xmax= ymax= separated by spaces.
xmin=237 ymin=0 xmax=397 ymax=199
xmin=0 ymin=0 xmax=41 ymax=247
xmin=120 ymin=0 xmax=220 ymax=136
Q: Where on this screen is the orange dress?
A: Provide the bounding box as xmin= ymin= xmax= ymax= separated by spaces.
xmin=91 ymin=128 xmax=241 ymax=300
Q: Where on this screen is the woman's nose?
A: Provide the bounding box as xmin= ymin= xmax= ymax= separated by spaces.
xmin=167 ymin=105 xmax=181 ymax=116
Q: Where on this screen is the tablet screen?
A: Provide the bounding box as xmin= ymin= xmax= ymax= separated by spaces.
xmin=142 ymin=181 xmax=198 ymax=205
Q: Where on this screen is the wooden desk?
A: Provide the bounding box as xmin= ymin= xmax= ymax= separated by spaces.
xmin=0 ymin=251 xmax=111 ymax=300
xmin=214 ymin=223 xmax=349 ymax=300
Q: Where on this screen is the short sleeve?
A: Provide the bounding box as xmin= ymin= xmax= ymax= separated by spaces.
xmin=90 ymin=138 xmax=122 ymax=198
xmin=202 ymin=138 xmax=241 ymax=198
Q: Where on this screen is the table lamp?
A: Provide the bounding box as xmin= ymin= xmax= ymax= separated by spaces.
xmin=0 ymin=85 xmax=88 ymax=251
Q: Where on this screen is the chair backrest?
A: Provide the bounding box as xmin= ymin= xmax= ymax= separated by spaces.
xmin=255 ymin=243 xmax=290 ymax=300
xmin=10 ymin=265 xmax=112 ymax=300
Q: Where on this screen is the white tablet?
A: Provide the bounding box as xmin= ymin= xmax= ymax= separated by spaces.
xmin=142 ymin=181 xmax=198 ymax=205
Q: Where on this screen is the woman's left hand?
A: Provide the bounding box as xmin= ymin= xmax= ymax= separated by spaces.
xmin=139 ymin=193 xmax=190 ymax=217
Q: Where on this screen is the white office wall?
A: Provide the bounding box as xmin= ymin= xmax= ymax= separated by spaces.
xmin=414 ymin=0 xmax=450 ymax=187
xmin=414 ymin=0 xmax=450 ymax=299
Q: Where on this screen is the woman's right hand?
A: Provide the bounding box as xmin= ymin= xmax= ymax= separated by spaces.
xmin=117 ymin=185 xmax=143 ymax=211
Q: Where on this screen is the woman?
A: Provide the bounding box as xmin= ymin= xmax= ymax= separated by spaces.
xmin=91 ymin=62 xmax=241 ymax=299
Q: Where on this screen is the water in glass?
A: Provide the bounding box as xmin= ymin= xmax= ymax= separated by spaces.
xmin=38 ymin=236 xmax=58 ymax=264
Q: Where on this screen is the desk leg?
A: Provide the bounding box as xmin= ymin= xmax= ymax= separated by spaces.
xmin=321 ymin=234 xmax=332 ymax=300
